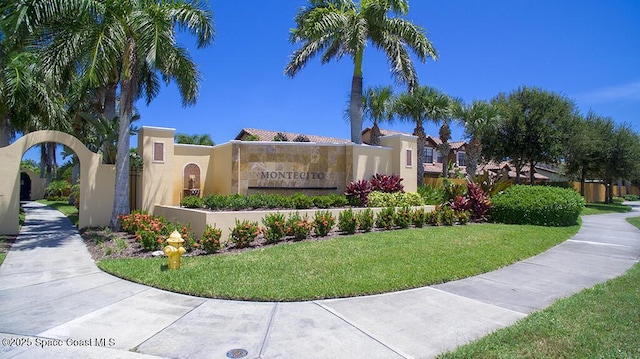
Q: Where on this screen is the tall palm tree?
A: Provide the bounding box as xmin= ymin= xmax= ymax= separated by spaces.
xmin=363 ymin=85 xmax=394 ymax=146
xmin=285 ymin=0 xmax=437 ymax=144
xmin=453 ymin=100 xmax=498 ymax=180
xmin=16 ymin=0 xmax=215 ymax=230
xmin=394 ymin=85 xmax=451 ymax=185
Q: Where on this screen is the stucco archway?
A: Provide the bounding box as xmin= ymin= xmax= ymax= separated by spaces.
xmin=0 ymin=131 xmax=115 ymax=234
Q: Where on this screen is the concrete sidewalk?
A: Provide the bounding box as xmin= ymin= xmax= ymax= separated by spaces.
xmin=1 ymin=201 xmax=639 ymax=359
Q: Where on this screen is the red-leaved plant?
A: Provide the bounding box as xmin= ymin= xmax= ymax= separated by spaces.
xmin=345 ymin=179 xmax=373 ymax=207
xmin=370 ymin=173 xmax=404 ymax=193
xmin=467 ymin=182 xmax=492 ymax=222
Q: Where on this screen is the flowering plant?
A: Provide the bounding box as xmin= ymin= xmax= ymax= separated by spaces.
xmin=230 ymin=219 xmax=262 ymax=248
xmin=262 ymin=212 xmax=287 ymax=244
xmin=313 ymin=211 xmax=335 ymax=237
xmin=199 ymin=224 xmax=222 ymax=253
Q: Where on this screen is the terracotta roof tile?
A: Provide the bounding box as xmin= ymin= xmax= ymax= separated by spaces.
xmin=236 ymin=128 xmax=351 ymax=143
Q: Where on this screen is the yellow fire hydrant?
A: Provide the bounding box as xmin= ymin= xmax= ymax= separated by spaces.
xmin=164 ymin=230 xmax=186 ymax=269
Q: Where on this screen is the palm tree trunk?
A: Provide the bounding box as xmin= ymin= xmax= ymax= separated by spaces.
xmin=414 ymin=124 xmax=426 ymax=186
xmin=349 ymin=75 xmax=364 ymax=144
xmin=370 ymin=121 xmax=381 ymax=146
xmin=466 ymin=137 xmax=481 ymax=181
xmin=0 ymin=116 xmax=11 ymax=147
xmin=109 ymin=39 xmax=137 ymax=231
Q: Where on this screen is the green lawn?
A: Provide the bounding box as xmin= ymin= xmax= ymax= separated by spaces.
xmin=582 ymin=201 xmax=632 ymax=215
xmin=438 ymin=216 xmax=640 ymax=359
xmin=99 ymin=223 xmax=579 ymax=301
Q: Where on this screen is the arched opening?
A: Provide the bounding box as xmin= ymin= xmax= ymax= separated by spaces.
xmin=20 ymin=172 xmax=31 ymax=201
xmin=183 ymin=163 xmax=201 ymax=198
xmin=0 ymin=130 xmax=116 ymax=234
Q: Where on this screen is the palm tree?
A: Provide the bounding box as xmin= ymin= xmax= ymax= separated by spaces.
xmin=453 ymin=100 xmax=498 ymax=180
xmin=17 ymin=0 xmax=215 ymax=230
xmin=285 ymin=0 xmax=437 ymax=144
xmin=394 ymin=85 xmax=452 ymax=185
xmin=363 ymin=86 xmax=394 ymax=146
xmin=175 ymin=133 xmax=215 ymax=146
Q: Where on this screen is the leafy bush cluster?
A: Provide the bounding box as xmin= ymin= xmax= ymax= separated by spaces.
xmin=367 ymin=191 xmax=425 ymax=208
xmin=440 ymin=181 xmax=492 ymax=223
xmin=624 ymin=194 xmax=639 ymax=201
xmin=194 ymin=193 xmax=348 ymax=211
xmin=490 ymin=185 xmax=585 ymax=226
xmin=345 ymin=174 xmax=424 ymax=208
xmin=119 ymin=212 xmax=200 ymax=252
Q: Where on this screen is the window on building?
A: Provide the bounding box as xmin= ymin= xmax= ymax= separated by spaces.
xmin=406 ymin=149 xmax=413 ymax=168
xmin=436 ymin=150 xmax=443 ymax=164
xmin=457 ymin=152 xmax=466 ymax=167
xmin=425 ymin=148 xmax=434 ymax=163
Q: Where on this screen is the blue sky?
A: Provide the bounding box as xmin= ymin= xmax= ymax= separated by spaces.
xmin=23 ymin=1 xmax=640 ymax=161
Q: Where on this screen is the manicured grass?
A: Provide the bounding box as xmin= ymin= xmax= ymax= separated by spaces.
xmin=438 ymin=216 xmax=640 ymax=358
xmin=99 ymin=223 xmax=579 ymax=301
xmin=36 ymin=200 xmax=79 ymax=226
xmin=582 ymin=202 xmax=632 ymax=215
xmin=627 ymin=216 xmax=640 ymax=229
xmin=0 ymin=253 xmax=5 ymax=266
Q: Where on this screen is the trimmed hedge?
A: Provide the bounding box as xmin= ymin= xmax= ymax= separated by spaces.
xmin=490 ymin=185 xmax=585 ymax=227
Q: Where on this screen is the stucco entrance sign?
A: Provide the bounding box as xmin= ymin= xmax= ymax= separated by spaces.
xmin=0 ymin=130 xmax=115 ymax=234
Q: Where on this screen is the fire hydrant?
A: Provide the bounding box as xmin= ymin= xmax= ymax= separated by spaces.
xmin=164 ymin=230 xmax=186 ymax=269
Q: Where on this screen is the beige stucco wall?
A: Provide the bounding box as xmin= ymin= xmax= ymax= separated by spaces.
xmin=210 ymin=142 xmax=234 ymax=195
xmin=172 ymin=144 xmax=214 ymax=205
xmin=381 ymin=134 xmax=418 ymax=193
xmin=20 ymin=169 xmax=46 ymax=200
xmin=138 ymin=126 xmax=176 ymax=212
xmin=138 ymin=127 xmax=418 ymax=217
xmin=0 ymin=130 xmax=114 ymax=234
xmin=351 ymin=144 xmax=392 ymax=182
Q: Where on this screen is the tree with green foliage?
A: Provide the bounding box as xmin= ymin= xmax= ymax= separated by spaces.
xmin=453 ymin=100 xmax=499 ymax=180
xmin=484 ymin=87 xmax=578 ymax=184
xmin=564 ymin=112 xmax=614 ymax=196
xmin=11 ymin=0 xmax=215 ymax=230
xmin=602 ymin=124 xmax=640 ymax=203
xmin=175 ymin=133 xmax=215 ymax=146
xmin=363 ymin=86 xmax=395 ymax=146
xmin=285 ymin=0 xmax=437 ymax=144
xmin=394 ymin=85 xmax=453 ymax=184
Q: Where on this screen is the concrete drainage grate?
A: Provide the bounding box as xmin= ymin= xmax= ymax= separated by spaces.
xmin=226 ymin=348 xmax=249 ymax=358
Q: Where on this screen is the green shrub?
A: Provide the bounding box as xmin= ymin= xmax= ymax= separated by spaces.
xmin=286 ymin=212 xmax=312 ymax=240
xmin=417 ymin=185 xmax=442 ymax=205
xmin=395 ymin=207 xmax=411 ymax=228
xmin=357 ymin=209 xmax=375 ymax=232
xmin=229 ymin=219 xmax=262 ymax=248
xmin=624 ymin=194 xmax=640 ymax=201
xmin=312 ymin=195 xmax=333 ymax=209
xmin=166 ymin=222 xmax=197 ymax=249
xmin=45 ymin=180 xmax=71 ymax=199
xmin=313 ymin=210 xmax=336 ymax=237
xmin=262 ymin=212 xmax=288 ymax=244
xmin=199 ymin=224 xmax=222 ymax=253
xmin=327 ymin=193 xmax=349 ymax=207
xmin=428 ymin=206 xmax=456 ymax=226
xmin=291 ymin=193 xmax=314 ymax=209
xmin=181 ymin=195 xmax=204 ymax=208
xmin=411 ymin=208 xmax=427 ymax=228
xmin=203 ymin=194 xmax=229 ymax=210
xmin=338 ymin=208 xmax=358 ymax=234
xmin=490 ymin=185 xmax=585 ymax=226
xmin=368 ymin=191 xmax=397 ymax=207
xmin=456 ymin=210 xmax=470 ymax=225
xmin=136 ymin=230 xmax=162 ymax=251
xmin=376 ymin=207 xmax=396 ymax=230
xmin=227 ymin=194 xmax=249 ymax=211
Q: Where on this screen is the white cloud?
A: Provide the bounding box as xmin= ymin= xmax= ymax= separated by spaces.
xmin=576 ymin=81 xmax=640 ymax=104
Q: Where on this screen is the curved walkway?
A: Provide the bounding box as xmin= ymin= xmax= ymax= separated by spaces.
xmin=1 ymin=201 xmax=639 ymax=358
